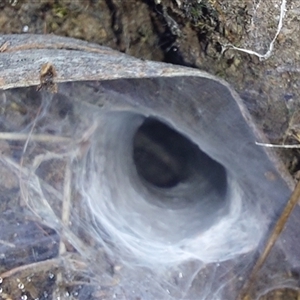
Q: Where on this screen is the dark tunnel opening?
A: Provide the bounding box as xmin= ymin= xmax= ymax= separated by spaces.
xmin=132 ymin=117 xmax=227 ymax=195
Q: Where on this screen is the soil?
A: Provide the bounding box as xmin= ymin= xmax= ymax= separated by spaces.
xmin=1 ymin=0 xmax=300 ymax=299
xmin=1 ymin=0 xmax=299 ymax=171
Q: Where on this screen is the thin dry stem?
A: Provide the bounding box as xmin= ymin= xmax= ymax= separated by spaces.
xmin=0 ymin=239 xmax=16 ymax=248
xmin=0 ymin=257 xmax=62 ymax=279
xmin=0 ymin=41 xmax=9 ymax=52
xmin=31 ymin=151 xmax=73 ymax=172
xmin=256 ymin=142 xmax=300 ymax=148
xmin=59 ymin=159 xmax=72 ymax=255
xmin=0 ymin=132 xmax=71 ymax=143
xmin=238 ymin=180 xmax=300 ymax=299
xmin=55 ymin=161 xmax=71 ymax=298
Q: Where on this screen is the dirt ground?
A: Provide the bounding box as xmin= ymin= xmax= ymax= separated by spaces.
xmin=1 ymin=0 xmax=299 ymax=174
xmin=1 ymin=0 xmax=300 ymax=299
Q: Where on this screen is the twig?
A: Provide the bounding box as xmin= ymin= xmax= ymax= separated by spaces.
xmin=0 ymin=257 xmax=62 ymax=279
xmin=31 ymin=151 xmax=74 ymax=172
xmin=256 ymin=142 xmax=300 ymax=148
xmin=0 ymin=41 xmax=9 ymax=52
xmin=54 ymin=152 xmax=72 ymax=298
xmin=0 ymin=132 xmax=71 ymax=143
xmin=59 ymin=159 xmax=72 ymax=255
xmin=238 ymin=180 xmax=300 ymax=299
xmin=0 ymin=239 xmax=16 ymax=248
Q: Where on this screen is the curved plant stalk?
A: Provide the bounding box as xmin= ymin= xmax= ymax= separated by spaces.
xmin=238 ymin=180 xmax=300 ymax=300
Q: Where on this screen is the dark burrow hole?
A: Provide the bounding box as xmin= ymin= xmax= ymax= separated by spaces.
xmin=133 ymin=118 xmax=192 ymax=188
xmin=133 ymin=117 xmax=227 ymax=192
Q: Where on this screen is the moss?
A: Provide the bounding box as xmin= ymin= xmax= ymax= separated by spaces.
xmin=183 ymin=0 xmax=218 ymax=26
xmin=53 ymin=4 xmax=68 ymax=18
